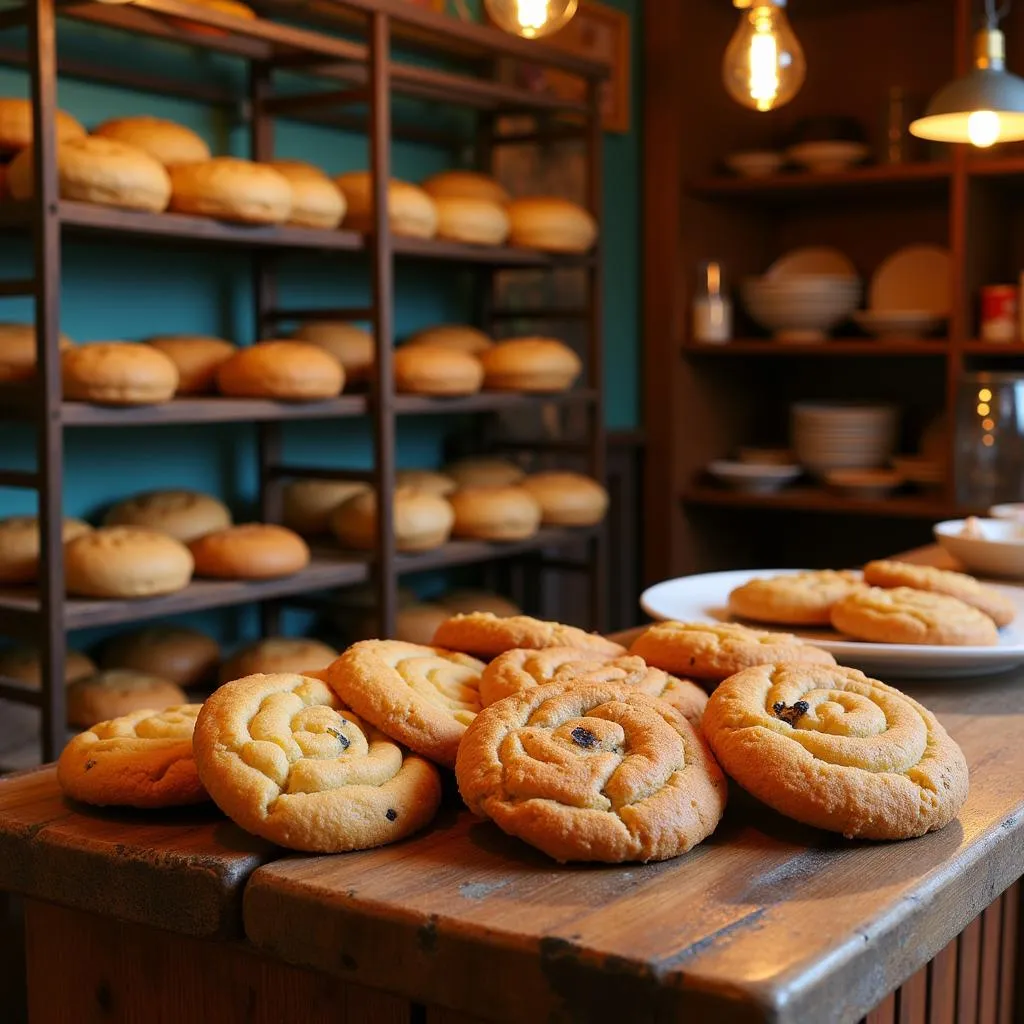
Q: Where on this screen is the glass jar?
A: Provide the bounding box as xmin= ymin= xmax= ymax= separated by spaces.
xmin=955 ymin=372 xmax=1024 ymax=506
xmin=692 ymin=261 xmax=732 ymax=344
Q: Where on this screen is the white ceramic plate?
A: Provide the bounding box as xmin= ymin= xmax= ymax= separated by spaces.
xmin=640 ymin=567 xmax=1024 ymax=679
xmin=766 ymin=246 xmax=857 ymax=279
xmin=869 ymin=244 xmax=951 ymax=315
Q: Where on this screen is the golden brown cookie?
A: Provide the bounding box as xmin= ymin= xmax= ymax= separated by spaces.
xmin=57 ymin=705 xmax=207 ymax=808
xmin=64 ymin=527 xmax=194 ymax=598
xmin=193 ymin=673 xmax=442 ymax=851
xmin=702 ymin=663 xmax=969 ymax=839
xmin=456 ymin=681 xmax=727 ymax=863
xmin=831 ymin=587 xmax=999 ymax=646
xmin=728 ymin=570 xmax=866 ymax=627
xmin=629 ymin=621 xmax=836 ymax=681
xmin=66 ymin=670 xmax=188 ymax=728
xmin=862 ymin=560 xmax=1015 ymax=628
xmin=433 ymin=612 xmax=626 ymax=660
xmin=219 ymin=636 xmax=337 ymax=683
xmin=328 ymin=640 xmax=485 ymax=768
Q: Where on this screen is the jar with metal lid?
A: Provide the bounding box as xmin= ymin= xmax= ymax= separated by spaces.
xmin=955 ymin=371 xmax=1024 ymax=506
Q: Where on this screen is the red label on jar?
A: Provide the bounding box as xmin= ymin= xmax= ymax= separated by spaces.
xmin=981 ymin=285 xmax=1018 ymax=343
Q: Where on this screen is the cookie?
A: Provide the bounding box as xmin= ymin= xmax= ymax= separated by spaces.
xmin=862 ymin=559 xmax=1016 ymax=628
xmin=327 ymin=640 xmax=486 ymax=768
xmin=831 ymin=587 xmax=999 ymax=646
xmin=702 ymin=663 xmax=969 ymax=839
xmin=433 ymin=612 xmax=625 ymax=660
xmin=728 ymin=570 xmax=865 ymax=627
xmin=629 ymin=621 xmax=835 ymax=681
xmin=57 ymin=705 xmax=207 ymax=808
xmin=193 ymin=673 xmax=442 ymax=852
xmin=66 ymin=670 xmax=188 ymax=728
xmin=455 ymin=681 xmax=727 ymax=863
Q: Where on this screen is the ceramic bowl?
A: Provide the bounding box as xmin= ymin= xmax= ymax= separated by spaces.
xmin=741 ymin=275 xmax=862 ymax=342
xmin=852 ymin=310 xmax=947 ymax=339
xmin=989 ymin=503 xmax=1024 ymax=521
xmin=826 ymin=468 xmax=903 ymax=499
xmin=708 ymin=460 xmax=801 ymax=494
xmin=934 ymin=518 xmax=1024 ymax=578
xmin=786 ymin=141 xmax=870 ymax=174
xmin=725 ymin=150 xmax=785 ymax=178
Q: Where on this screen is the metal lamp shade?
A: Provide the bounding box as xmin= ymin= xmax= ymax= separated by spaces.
xmin=910 ymin=68 xmax=1024 ymax=142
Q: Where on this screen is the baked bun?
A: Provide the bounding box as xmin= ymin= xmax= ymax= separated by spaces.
xmin=62 ymin=342 xmax=179 ymax=405
xmin=508 ymin=197 xmax=597 ymax=253
xmin=0 ymin=323 xmax=73 ymax=383
xmin=66 ymin=670 xmax=187 ymax=728
xmin=480 ymin=337 xmax=581 ymax=392
xmin=449 ymin=486 xmax=542 ymax=541
xmin=101 ymin=626 xmax=220 ymax=687
xmin=189 ymin=523 xmax=310 ymax=580
xmin=145 ymin=335 xmax=237 ymax=395
xmin=443 ymin=456 xmax=525 ymax=488
xmin=169 ymin=158 xmax=291 ymax=224
xmin=103 ymin=489 xmax=232 ymax=543
xmin=393 ymin=603 xmax=452 ymax=645
xmin=65 ymin=527 xmax=194 ymax=598
xmin=0 ymin=516 xmax=92 ymax=585
xmin=433 ymin=196 xmax=510 ymax=246
xmin=521 ymin=471 xmax=609 ymax=526
xmin=282 ymin=479 xmax=370 ymax=536
xmin=216 ymin=340 xmax=344 ymax=400
xmin=291 ymin=322 xmax=373 ymax=384
xmin=421 ymin=170 xmax=510 ymax=205
xmin=0 ymin=98 xmax=84 ymax=153
xmin=395 ymin=469 xmax=457 ymax=496
xmin=331 ymin=488 xmax=454 ymax=552
xmin=335 ymin=172 xmax=438 ymax=238
xmin=8 ymin=136 xmax=171 ymax=212
xmin=92 ymin=116 xmax=211 ymax=167
xmin=393 ymin=345 xmax=483 ymax=396
xmin=219 ymin=636 xmax=337 ymax=683
xmin=166 ymin=0 xmax=256 ymax=35
xmin=0 ymin=645 xmax=96 ymax=688
xmin=268 ymin=160 xmax=346 ymax=229
xmin=403 ymin=324 xmax=492 ymax=354
xmin=438 ymin=589 xmax=520 ymax=617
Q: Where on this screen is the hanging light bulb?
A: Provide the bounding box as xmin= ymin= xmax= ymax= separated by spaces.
xmin=722 ymin=0 xmax=806 ymax=113
xmin=911 ymin=0 xmax=1024 ymax=147
xmin=484 ymin=0 xmax=578 ymax=40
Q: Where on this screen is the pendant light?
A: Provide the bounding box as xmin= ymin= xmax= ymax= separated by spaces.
xmin=910 ymin=0 xmax=1024 ymax=147
xmin=484 ymin=0 xmax=578 ymax=40
xmin=722 ymin=0 xmax=806 ymax=113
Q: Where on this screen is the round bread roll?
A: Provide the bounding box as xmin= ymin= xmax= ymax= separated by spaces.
xmin=269 ymin=160 xmax=346 ymax=229
xmin=190 ymin=523 xmax=310 ymax=580
xmin=395 ymin=469 xmax=456 ymax=496
xmin=101 ymin=626 xmax=220 ymax=688
xmin=66 ymin=670 xmax=187 ymax=729
xmin=62 ymin=342 xmax=179 ymax=405
xmin=0 ymin=645 xmax=96 ymax=688
xmin=421 ymin=170 xmax=510 ymax=206
xmin=0 ymin=323 xmax=73 ymax=383
xmin=393 ymin=603 xmax=451 ymax=645
xmin=438 ymin=589 xmax=521 ymax=618
xmin=169 ymin=158 xmax=291 ymax=225
xmin=521 ymin=472 xmax=609 ymax=526
xmin=403 ymin=324 xmax=492 ymax=355
xmin=291 ymin=322 xmax=373 ymax=384
xmin=393 ymin=345 xmax=484 ymax=396
xmin=449 ymin=486 xmax=542 ymax=541
xmin=444 ymin=456 xmax=525 ymax=488
xmin=166 ymin=0 xmax=256 ymax=37
xmin=65 ymin=527 xmax=194 ymax=598
xmin=433 ymin=196 xmax=510 ymax=246
xmin=219 ymin=636 xmax=337 ymax=683
xmin=103 ymin=489 xmax=232 ymax=543
xmin=0 ymin=516 xmax=92 ymax=585
xmin=8 ymin=136 xmax=172 ymax=212
xmin=0 ymin=98 xmax=84 ymax=154
xmin=335 ymin=172 xmax=438 ymax=238
xmin=507 ymin=197 xmax=597 ymax=253
xmin=480 ymin=337 xmax=582 ymax=392
xmin=145 ymin=335 xmax=237 ymax=395
xmin=331 ymin=488 xmax=454 ymax=552
xmin=91 ymin=116 xmax=210 ymax=167
xmin=282 ymin=479 xmax=370 ymax=536
xmin=217 ymin=341 xmax=344 ymax=400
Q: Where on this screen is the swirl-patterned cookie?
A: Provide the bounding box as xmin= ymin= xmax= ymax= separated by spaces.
xmin=703 ymin=663 xmax=969 ymax=839
xmin=456 ymin=681 xmax=727 ymax=863
xmin=193 ymin=673 xmax=441 ymax=851
xmin=57 ymin=704 xmax=207 ymax=808
xmin=328 ymin=640 xmax=485 ymax=768
xmin=728 ymin=570 xmax=865 ymax=626
xmin=433 ymin=612 xmax=625 ymax=659
xmin=629 ymin=621 xmax=835 ymax=681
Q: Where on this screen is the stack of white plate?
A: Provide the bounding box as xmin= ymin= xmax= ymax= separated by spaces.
xmin=791 ymin=402 xmax=898 ymax=476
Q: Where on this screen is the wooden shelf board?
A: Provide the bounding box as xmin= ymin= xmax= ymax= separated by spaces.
xmin=395 ymin=526 xmax=596 ymax=574
xmin=966 ymin=155 xmax=1024 ymax=180
xmin=962 ymin=342 xmax=1024 ymax=355
xmin=684 ymin=340 xmax=949 ymax=357
xmin=682 ymin=485 xmax=956 ymax=519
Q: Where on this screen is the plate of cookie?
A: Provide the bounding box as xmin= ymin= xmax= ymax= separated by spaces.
xmin=640 ymin=563 xmax=1024 ymax=678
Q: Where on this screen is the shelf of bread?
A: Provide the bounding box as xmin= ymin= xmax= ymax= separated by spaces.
xmin=682 ymin=484 xmax=958 ymax=519
xmin=685 ymin=339 xmax=950 ymax=357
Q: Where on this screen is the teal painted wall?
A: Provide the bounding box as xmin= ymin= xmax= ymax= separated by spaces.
xmin=0 ymin=0 xmax=641 ymax=647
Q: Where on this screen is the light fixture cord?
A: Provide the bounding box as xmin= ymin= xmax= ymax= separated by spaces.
xmin=984 ymin=0 xmax=1011 ymax=29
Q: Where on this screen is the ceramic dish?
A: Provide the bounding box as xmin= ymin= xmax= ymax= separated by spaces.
xmin=725 ymin=151 xmax=785 ymax=178
xmin=934 ymin=518 xmax=1024 ymax=579
xmin=786 ymin=141 xmax=870 ymax=173
xmin=708 ymin=460 xmax=801 ymax=494
xmin=869 ymin=245 xmax=951 ymax=316
xmin=640 ymin=567 xmax=1024 ymax=678
xmin=826 ymin=468 xmax=903 ymax=498
xmin=851 ymin=310 xmax=947 ymax=339
xmin=766 ymin=247 xmax=857 ymax=279
xmin=990 ymin=503 xmax=1024 ymax=521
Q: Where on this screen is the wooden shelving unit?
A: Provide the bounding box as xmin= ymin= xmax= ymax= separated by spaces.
xmin=0 ymin=0 xmax=609 ymax=760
